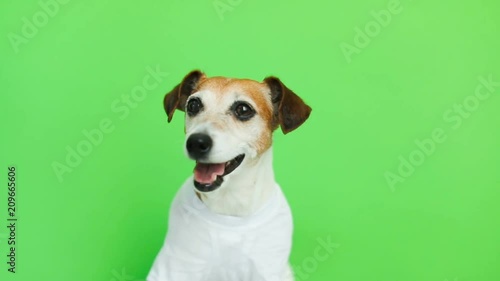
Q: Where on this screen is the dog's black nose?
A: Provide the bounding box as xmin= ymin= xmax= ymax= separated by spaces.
xmin=186 ymin=133 xmax=212 ymax=159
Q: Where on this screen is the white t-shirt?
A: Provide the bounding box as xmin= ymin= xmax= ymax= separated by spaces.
xmin=147 ymin=177 xmax=293 ymax=281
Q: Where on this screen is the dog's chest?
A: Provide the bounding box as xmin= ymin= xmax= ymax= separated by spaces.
xmin=147 ymin=184 xmax=293 ymax=280
xmin=164 ymin=212 xmax=290 ymax=280
xmin=168 ymin=201 xmax=288 ymax=260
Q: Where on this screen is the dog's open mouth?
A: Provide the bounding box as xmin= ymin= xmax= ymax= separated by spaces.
xmin=193 ymin=154 xmax=245 ymax=192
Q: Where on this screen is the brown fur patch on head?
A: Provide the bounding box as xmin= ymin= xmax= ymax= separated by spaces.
xmin=196 ymin=77 xmax=232 ymax=93
xmin=197 ymin=78 xmax=273 ymax=125
xmin=196 ymin=77 xmax=275 ymax=155
xmin=231 ymin=80 xmax=274 ymax=155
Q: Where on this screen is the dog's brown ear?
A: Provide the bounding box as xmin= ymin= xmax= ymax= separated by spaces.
xmin=264 ymin=77 xmax=312 ymax=134
xmin=164 ymin=70 xmax=205 ymax=122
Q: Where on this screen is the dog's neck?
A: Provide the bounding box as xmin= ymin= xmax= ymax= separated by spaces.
xmin=197 ymin=147 xmax=276 ymax=217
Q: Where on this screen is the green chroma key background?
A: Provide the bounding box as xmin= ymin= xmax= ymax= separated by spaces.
xmin=1 ymin=0 xmax=499 ymax=280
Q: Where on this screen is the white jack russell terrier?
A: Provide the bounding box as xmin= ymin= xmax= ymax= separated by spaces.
xmin=147 ymin=70 xmax=311 ymax=281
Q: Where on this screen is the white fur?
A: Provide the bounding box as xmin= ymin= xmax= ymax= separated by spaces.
xmin=184 ymin=88 xmax=275 ymax=216
xmin=185 ymin=89 xmax=269 ymax=163
xmin=197 ymin=146 xmax=276 ymax=216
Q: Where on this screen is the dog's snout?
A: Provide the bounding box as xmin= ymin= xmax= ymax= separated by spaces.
xmin=186 ymin=133 xmax=212 ymax=159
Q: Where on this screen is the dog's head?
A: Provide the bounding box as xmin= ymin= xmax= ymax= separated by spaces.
xmin=164 ymin=70 xmax=311 ymax=192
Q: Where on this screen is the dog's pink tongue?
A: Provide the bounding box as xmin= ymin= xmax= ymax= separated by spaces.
xmin=194 ymin=163 xmax=225 ymax=184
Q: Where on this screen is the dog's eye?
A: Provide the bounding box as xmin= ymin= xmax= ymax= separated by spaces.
xmin=232 ymin=102 xmax=255 ymax=121
xmin=186 ymin=98 xmax=203 ymax=116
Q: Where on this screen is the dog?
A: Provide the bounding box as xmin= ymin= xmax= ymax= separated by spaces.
xmin=147 ymin=70 xmax=311 ymax=281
